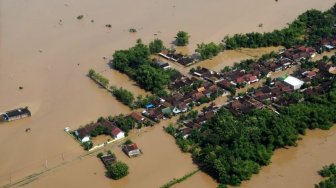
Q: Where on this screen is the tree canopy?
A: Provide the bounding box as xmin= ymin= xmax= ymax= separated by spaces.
xmin=111 ymin=87 xmax=135 ymax=106
xmin=149 ymin=39 xmax=165 ymax=54
xmin=316 ymin=163 xmax=336 ymax=188
xmin=175 ymin=31 xmax=190 ymax=46
xmin=112 ymin=41 xmax=178 ymax=96
xmin=195 ymin=42 xmax=222 ymax=60
xmin=223 ymin=8 xmax=336 ymax=49
xmin=107 ymin=161 xmax=129 ymax=180
xmin=175 ymin=82 xmax=336 ymax=186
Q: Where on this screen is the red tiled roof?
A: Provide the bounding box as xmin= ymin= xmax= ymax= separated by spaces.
xmin=126 ymin=143 xmax=138 ymax=151
xmin=129 ymin=112 xmax=144 ymax=122
xmin=249 ymin=76 xmax=258 ymax=82
xmin=236 ymin=77 xmax=245 ymax=83
xmin=111 ymin=127 xmax=122 ymax=136
xmin=307 ymin=71 xmax=317 ymax=78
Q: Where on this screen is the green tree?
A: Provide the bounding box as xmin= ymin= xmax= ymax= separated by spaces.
xmin=195 ymin=42 xmax=222 ymax=60
xmin=107 ymin=161 xmax=129 ymax=180
xmin=175 ymin=31 xmax=190 ymax=46
xmin=149 ymin=39 xmax=165 ymax=54
xmin=111 ymin=87 xmax=135 ymax=106
xmin=112 ymin=114 xmax=135 ymax=133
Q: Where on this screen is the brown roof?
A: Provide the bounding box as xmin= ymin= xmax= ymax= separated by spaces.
xmin=204 ymin=111 xmax=215 ymax=120
xmin=129 ymin=112 xmax=144 ymax=122
xmin=193 ymin=92 xmax=205 ymax=100
xmin=111 ymin=126 xmax=122 ymax=137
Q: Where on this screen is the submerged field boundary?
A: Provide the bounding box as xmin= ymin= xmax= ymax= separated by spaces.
xmin=160 ymin=169 xmax=200 ymax=188
xmin=0 ymin=138 xmax=124 ymax=188
xmin=0 ymin=125 xmax=157 ymax=188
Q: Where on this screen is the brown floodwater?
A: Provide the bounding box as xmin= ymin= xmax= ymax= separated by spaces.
xmin=0 ymin=0 xmax=335 ymax=187
xmin=239 ymin=126 xmax=336 ymax=188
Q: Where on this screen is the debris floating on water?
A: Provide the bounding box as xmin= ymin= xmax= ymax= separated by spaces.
xmin=77 ymin=15 xmax=84 ymax=20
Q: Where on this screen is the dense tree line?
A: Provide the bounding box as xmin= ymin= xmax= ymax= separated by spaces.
xmin=112 ymin=41 xmax=176 ymax=96
xmin=174 ymin=80 xmax=336 ymax=186
xmin=223 ymin=5 xmax=336 ymax=49
xmin=88 ymin=69 xmax=109 ymax=88
xmin=316 ymin=163 xmax=336 ymax=188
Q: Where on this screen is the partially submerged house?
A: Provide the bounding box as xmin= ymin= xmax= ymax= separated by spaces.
xmin=129 ymin=111 xmax=145 ymax=123
xmin=122 ymin=143 xmax=142 ymax=157
xmin=75 ymin=120 xmax=125 ymax=143
xmin=1 ymin=107 xmax=31 ymax=122
xmin=101 ymin=154 xmax=117 ymax=166
xmin=155 ymin=61 xmax=171 ymax=70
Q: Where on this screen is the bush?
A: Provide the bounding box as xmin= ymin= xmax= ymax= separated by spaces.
xmin=88 ymin=69 xmax=109 ymax=88
xmin=111 ymin=87 xmax=135 ymax=106
xmin=97 ymin=152 xmax=104 ymax=158
xmin=149 ymin=39 xmax=165 ymax=54
xmin=165 ymin=124 xmax=176 ymax=136
xmin=175 ymin=31 xmax=189 ymax=46
xmin=107 ymin=161 xmax=129 ymax=180
xmin=82 ymin=141 xmax=93 ymax=150
xmin=195 ymin=42 xmax=222 ymax=60
xmin=124 ymin=139 xmax=133 ymax=145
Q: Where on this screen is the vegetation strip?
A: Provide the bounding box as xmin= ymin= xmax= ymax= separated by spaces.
xmin=160 ymin=170 xmax=199 ymax=188
xmin=315 ymin=163 xmax=336 ymax=188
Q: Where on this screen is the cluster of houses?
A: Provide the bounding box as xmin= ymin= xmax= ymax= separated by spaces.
xmin=159 ymin=50 xmax=197 ymax=66
xmin=141 ymin=73 xmax=225 ymax=122
xmin=280 ymin=46 xmax=317 ymax=61
xmin=228 ymin=60 xmax=336 ymax=114
xmin=315 ymin=37 xmax=336 ymax=52
xmin=192 ymin=58 xmax=298 ymax=91
xmin=176 ymin=103 xmax=220 ymax=138
xmin=74 ymin=111 xmax=152 ymax=144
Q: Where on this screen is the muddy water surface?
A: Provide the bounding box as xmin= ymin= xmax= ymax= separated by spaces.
xmin=1 ymin=0 xmax=336 ymax=187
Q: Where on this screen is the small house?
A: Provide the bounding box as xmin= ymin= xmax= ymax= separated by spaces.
xmin=1 ymin=107 xmax=31 ymax=122
xmin=129 ymin=112 xmax=145 ymax=123
xmin=101 ymin=154 xmax=116 ymax=166
xmin=75 ymin=125 xmax=96 ymax=142
xmin=122 ymin=143 xmax=142 ymax=157
xmin=111 ymin=126 xmax=125 ymax=140
xmin=155 ymin=61 xmax=171 ymax=69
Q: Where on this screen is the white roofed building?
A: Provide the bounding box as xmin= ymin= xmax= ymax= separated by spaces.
xmin=284 ymin=76 xmax=304 ymax=90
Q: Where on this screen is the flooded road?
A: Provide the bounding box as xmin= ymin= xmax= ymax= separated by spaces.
xmin=0 ymin=0 xmax=335 ymax=187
